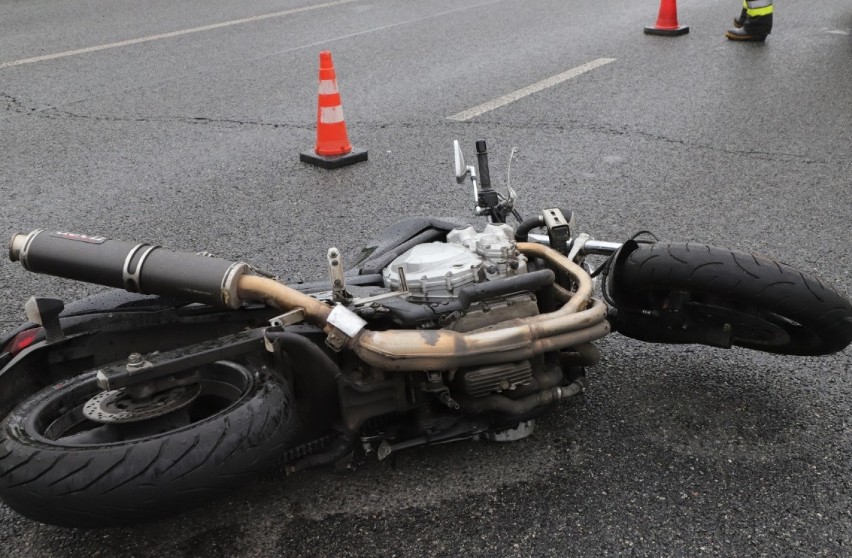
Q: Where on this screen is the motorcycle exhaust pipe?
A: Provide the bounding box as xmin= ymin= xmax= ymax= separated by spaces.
xmin=9 ymin=230 xmax=608 ymax=372
xmin=9 ymin=230 xmax=248 ymax=309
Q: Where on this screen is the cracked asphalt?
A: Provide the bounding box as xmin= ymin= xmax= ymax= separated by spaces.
xmin=1 ymin=0 xmax=851 ymax=556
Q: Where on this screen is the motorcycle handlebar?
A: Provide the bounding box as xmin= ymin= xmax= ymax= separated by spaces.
xmin=526 ymin=233 xmax=622 ymax=256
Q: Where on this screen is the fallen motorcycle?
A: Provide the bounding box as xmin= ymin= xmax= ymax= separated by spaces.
xmin=1 ymin=140 xmax=850 ymax=528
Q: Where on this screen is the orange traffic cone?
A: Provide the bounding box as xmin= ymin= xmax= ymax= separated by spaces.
xmin=300 ymin=51 xmax=368 ymax=169
xmin=644 ymin=0 xmax=689 ymax=36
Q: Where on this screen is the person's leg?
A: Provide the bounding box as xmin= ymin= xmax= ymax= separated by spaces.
xmin=727 ymin=0 xmax=773 ymax=40
xmin=733 ymin=7 xmax=747 ymax=27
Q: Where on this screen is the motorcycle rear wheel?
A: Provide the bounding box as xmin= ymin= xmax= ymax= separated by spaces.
xmin=615 ymin=243 xmax=852 ymax=355
xmin=0 ymin=359 xmax=294 ymax=527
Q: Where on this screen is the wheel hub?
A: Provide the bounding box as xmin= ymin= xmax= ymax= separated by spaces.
xmin=83 ymin=383 xmax=201 ymax=424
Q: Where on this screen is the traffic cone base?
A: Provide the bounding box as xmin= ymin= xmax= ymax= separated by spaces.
xmin=300 ymin=147 xmax=368 ymax=169
xmin=644 ymin=24 xmax=689 ymax=36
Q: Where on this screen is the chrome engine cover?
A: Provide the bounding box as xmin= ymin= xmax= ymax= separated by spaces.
xmin=445 ymin=223 xmax=528 ymax=280
xmin=382 ymin=242 xmax=481 ymax=301
xmin=382 ymin=223 xmax=528 ymax=302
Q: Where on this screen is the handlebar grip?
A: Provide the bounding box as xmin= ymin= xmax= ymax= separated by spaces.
xmin=9 ymin=230 xmax=248 ymax=309
xmin=475 ymin=139 xmax=491 ymax=191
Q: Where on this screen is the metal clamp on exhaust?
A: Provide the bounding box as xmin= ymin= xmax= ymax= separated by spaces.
xmin=325 ymin=304 xmax=367 ymax=352
xmin=122 ymin=243 xmax=159 ymax=293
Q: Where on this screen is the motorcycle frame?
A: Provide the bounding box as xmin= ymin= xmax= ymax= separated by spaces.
xmin=0 ymin=219 xmax=614 ymax=467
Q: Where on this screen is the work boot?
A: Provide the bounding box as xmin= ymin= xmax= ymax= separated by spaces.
xmin=725 ymin=27 xmax=768 ymax=40
xmin=726 ymin=13 xmax=772 ymax=41
xmin=733 ymin=8 xmax=747 ymax=28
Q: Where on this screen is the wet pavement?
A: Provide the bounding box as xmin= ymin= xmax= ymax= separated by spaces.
xmin=1 ymin=0 xmax=851 ymax=555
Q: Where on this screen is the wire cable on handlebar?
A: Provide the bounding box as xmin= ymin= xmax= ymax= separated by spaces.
xmin=590 ymin=230 xmax=659 ymax=278
xmin=592 ymin=230 xmax=660 ymax=307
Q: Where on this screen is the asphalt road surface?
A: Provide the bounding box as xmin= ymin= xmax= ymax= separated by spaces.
xmin=1 ymin=0 xmax=851 ymax=555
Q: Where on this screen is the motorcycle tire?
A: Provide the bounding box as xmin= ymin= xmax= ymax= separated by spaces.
xmin=615 ymin=242 xmax=852 ymax=355
xmin=0 ymin=359 xmax=294 ymax=528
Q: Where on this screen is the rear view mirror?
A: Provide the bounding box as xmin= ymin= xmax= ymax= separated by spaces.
xmin=453 ymin=140 xmax=469 ymax=184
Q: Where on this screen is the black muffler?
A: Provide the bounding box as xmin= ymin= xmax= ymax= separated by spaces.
xmin=9 ymin=230 xmax=248 ymax=309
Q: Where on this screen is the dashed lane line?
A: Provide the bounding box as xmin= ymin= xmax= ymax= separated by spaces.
xmin=0 ymin=0 xmax=358 ymax=70
xmin=447 ymin=58 xmax=616 ymax=121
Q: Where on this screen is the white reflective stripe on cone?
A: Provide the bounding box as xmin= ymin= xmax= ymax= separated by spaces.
xmin=320 ymin=106 xmax=345 ymax=124
xmin=318 ymin=79 xmax=339 ymax=95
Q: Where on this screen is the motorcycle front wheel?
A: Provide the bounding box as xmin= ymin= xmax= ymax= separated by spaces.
xmin=613 ymin=242 xmax=852 ymax=355
xmin=0 ymin=359 xmax=294 ymax=528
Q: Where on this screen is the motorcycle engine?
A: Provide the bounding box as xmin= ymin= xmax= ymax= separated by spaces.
xmin=381 ymin=224 xmax=540 ymax=397
xmin=383 ymin=223 xmax=528 ymax=301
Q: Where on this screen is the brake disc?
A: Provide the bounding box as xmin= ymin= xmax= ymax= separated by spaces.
xmin=83 ymin=383 xmax=201 ymax=424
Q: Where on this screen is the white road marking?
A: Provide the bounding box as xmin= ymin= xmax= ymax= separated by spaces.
xmin=0 ymin=0 xmax=358 ymax=70
xmin=264 ymin=0 xmax=511 ymax=59
xmin=447 ymin=58 xmax=616 ymax=121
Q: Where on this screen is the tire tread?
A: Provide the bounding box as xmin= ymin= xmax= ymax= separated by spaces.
xmin=0 ymin=369 xmax=294 ymax=527
xmin=620 ymin=243 xmax=852 ymax=355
